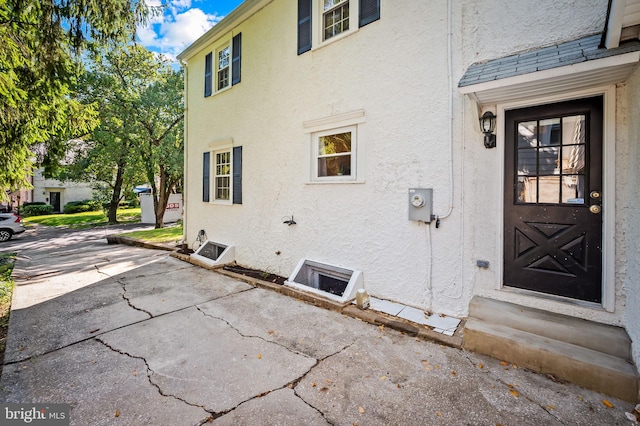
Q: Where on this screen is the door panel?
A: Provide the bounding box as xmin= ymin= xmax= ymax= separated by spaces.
xmin=504 ymin=97 xmax=603 ymax=303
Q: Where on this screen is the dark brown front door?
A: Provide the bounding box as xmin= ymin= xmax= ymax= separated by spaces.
xmin=504 ymin=97 xmax=603 ymax=303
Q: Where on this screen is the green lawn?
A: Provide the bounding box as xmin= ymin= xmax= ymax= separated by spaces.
xmin=120 ymin=224 xmax=183 ymax=243
xmin=23 ymin=208 xmax=141 ymax=228
xmin=0 ymin=253 xmax=16 ymax=365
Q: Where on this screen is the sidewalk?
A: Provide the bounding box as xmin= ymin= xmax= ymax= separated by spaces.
xmin=0 ymin=231 xmax=636 ymax=425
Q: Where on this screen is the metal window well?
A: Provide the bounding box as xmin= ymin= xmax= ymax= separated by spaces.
xmin=285 ymin=259 xmax=364 ymax=303
xmin=191 ymin=240 xmax=235 ymax=266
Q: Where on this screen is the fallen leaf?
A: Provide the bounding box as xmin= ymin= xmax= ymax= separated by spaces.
xmin=380 ymin=375 xmax=387 ymax=380
xmin=326 ymin=379 xmax=332 ymax=383
xmin=287 ymin=383 xmax=293 ymax=389
xmin=311 ymin=382 xmax=317 ymax=387
xmin=268 ymin=330 xmax=276 ymax=335
xmin=320 ymin=387 xmax=329 ymax=392
xmin=512 ymin=364 xmax=518 ymax=369
xmin=601 ymin=399 xmax=614 ymax=409
xmin=546 ymin=405 xmax=555 ymax=411
xmin=509 ymin=389 xmax=519 ymax=398
xmin=435 ymin=411 xmax=443 ymax=417
xmin=397 ymin=384 xmax=402 ymax=389
xmin=378 ymin=325 xmax=385 ymax=332
xmin=18 ymin=347 xmax=26 ymax=351
xmin=358 ymin=406 xmax=365 ymax=414
xmin=477 ymin=363 xmax=484 ymax=369
xmin=451 ymin=370 xmax=456 ymax=376
xmin=115 ymin=409 xmax=120 ymax=418
xmin=500 ymin=361 xmax=509 ymax=366
xmin=132 ymin=370 xmax=138 ymax=376
xmin=257 ymin=354 xmax=262 ymax=359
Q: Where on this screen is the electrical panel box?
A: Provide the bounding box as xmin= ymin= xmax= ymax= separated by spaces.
xmin=408 ymin=188 xmax=433 ymax=223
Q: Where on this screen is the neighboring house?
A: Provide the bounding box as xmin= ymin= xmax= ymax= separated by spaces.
xmin=178 ymin=0 xmax=640 ymax=401
xmin=32 ymin=168 xmax=94 ymax=213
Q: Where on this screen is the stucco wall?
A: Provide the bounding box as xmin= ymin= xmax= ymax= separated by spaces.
xmin=32 ymin=168 xmax=94 ymax=208
xmin=183 ymin=0 xmax=635 ymax=336
xmin=185 ymin=0 xmax=471 ymax=314
xmin=619 ymin=66 xmax=640 ymax=369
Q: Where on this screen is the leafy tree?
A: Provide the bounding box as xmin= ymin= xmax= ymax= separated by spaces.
xmin=0 ymin=0 xmax=150 ymax=199
xmin=66 ymin=44 xmax=183 ymax=226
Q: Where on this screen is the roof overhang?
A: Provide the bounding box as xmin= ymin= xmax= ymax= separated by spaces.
xmin=459 ymin=51 xmax=640 ymax=106
xmin=177 ymin=0 xmax=271 ymax=62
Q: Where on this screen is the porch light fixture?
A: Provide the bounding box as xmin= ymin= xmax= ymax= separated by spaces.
xmin=480 ymin=111 xmax=496 ymax=148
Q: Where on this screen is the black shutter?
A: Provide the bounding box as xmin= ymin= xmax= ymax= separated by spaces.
xmin=297 ymin=0 xmax=312 ymax=54
xmin=203 ymin=152 xmax=210 ymax=202
xmin=232 ymin=146 xmax=242 ymax=204
xmin=204 ymin=52 xmax=212 ymax=97
xmin=232 ymin=33 xmax=242 ymax=85
xmin=359 ymin=0 xmax=380 ymax=27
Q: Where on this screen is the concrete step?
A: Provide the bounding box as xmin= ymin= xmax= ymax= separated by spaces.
xmin=463 ymin=296 xmax=639 ymax=403
xmin=468 ymin=296 xmax=632 ymax=360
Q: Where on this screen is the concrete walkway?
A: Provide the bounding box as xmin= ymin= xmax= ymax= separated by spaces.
xmin=0 ymin=228 xmax=636 ymax=425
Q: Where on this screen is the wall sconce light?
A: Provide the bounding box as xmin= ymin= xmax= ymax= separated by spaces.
xmin=479 ymin=111 xmax=496 ymax=149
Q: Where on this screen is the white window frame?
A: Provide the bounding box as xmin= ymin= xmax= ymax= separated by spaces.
xmin=303 ymin=109 xmax=366 ymax=184
xmin=312 ymin=0 xmax=360 ymax=48
xmin=207 ymin=139 xmax=234 ymax=205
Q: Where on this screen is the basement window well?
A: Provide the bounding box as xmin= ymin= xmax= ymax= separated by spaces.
xmin=285 ymin=259 xmax=363 ymax=303
xmin=191 ymin=240 xmax=235 ymax=267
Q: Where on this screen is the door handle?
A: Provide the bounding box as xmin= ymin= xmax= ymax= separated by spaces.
xmin=589 ymin=205 xmax=601 ymax=214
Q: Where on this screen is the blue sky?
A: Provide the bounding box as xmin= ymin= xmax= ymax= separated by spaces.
xmin=138 ymin=0 xmax=245 ymax=60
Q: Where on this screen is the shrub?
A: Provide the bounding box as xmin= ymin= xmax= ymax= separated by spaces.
xmin=63 ymin=200 xmax=102 ymax=214
xmin=20 ymin=204 xmax=54 ymax=217
xmin=21 ymin=202 xmax=47 ymax=207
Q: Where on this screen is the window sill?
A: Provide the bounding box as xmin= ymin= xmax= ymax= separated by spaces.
xmin=311 ymin=27 xmax=360 ymax=52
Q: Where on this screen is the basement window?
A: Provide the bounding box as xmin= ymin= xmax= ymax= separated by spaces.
xmin=191 ymin=240 xmax=235 ymax=266
xmin=286 ymin=259 xmax=363 ymax=303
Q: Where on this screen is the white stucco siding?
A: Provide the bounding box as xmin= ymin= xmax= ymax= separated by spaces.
xmin=619 ymin=66 xmax=640 ymax=368
xmin=185 ymin=0 xmax=468 ymax=312
xmin=460 ymin=0 xmax=607 ymax=65
xmin=31 ymin=168 xmax=94 ymax=207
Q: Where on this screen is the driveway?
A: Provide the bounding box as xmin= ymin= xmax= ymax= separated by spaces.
xmin=0 ymin=227 xmax=635 ymax=425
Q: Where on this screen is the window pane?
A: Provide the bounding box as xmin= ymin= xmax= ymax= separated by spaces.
xmin=538 ymin=146 xmax=559 ymax=175
xmin=562 ymin=115 xmax=586 ymax=145
xmin=516 ymin=176 xmax=536 ymax=203
xmin=539 ymin=118 xmax=561 ymax=146
xmin=216 ymin=177 xmax=230 ymax=200
xmin=324 ymin=3 xmax=349 ymax=39
xmin=562 ymin=175 xmax=585 ymax=204
xmin=318 ymin=155 xmax=351 ymax=177
xmin=218 ymin=47 xmax=230 ymax=69
xmin=562 ymin=144 xmax=585 ymax=174
xmin=517 ymin=121 xmax=537 ymax=148
xmin=319 ymin=132 xmax=351 ymax=155
xmin=324 ymin=0 xmax=347 ymax=11
xmin=517 ymin=148 xmax=536 ymax=176
xmin=538 ymin=176 xmax=560 ymax=203
xmin=218 ymin=68 xmax=229 ymax=90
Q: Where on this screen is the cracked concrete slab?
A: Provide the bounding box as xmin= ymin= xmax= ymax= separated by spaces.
xmin=0 ymin=339 xmax=209 ymax=425
xmin=295 ymin=326 xmax=632 ymax=425
xmin=99 ymin=307 xmax=317 ymax=414
xmin=4 ymin=277 xmax=149 ymax=363
xmin=197 ymin=287 xmax=379 ymax=359
xmin=214 ymin=388 xmax=330 ymax=425
xmin=118 ymin=257 xmax=253 ymax=316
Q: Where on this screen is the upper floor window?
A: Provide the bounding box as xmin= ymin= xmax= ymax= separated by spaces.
xmin=298 ymin=0 xmax=379 ymax=54
xmin=205 ymin=33 xmax=242 ymax=97
xmin=323 ymin=0 xmax=349 ymax=41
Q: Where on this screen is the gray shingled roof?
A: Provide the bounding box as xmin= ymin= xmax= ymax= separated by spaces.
xmin=459 ymin=34 xmax=640 ymax=87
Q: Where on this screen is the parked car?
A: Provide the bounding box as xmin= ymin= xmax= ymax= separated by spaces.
xmin=0 ymin=213 xmax=25 ymax=242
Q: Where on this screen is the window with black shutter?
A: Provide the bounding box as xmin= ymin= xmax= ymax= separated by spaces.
xmin=204 ymin=53 xmax=212 ymax=97
xmin=203 ymin=152 xmax=210 ymax=202
xmin=298 ymin=0 xmax=312 ymax=54
xmin=232 ymin=146 xmax=242 ymax=204
xmin=359 ymin=0 xmax=380 ymax=27
xmin=232 ymin=33 xmax=242 ymax=85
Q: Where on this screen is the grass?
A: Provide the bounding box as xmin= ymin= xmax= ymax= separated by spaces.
xmin=23 ymin=208 xmax=141 ymax=228
xmin=121 ymin=224 xmax=183 ymax=244
xmin=0 ymin=252 xmax=16 ymax=370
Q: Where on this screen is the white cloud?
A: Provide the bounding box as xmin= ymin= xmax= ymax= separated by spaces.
xmin=138 ymin=3 xmax=222 ymax=60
